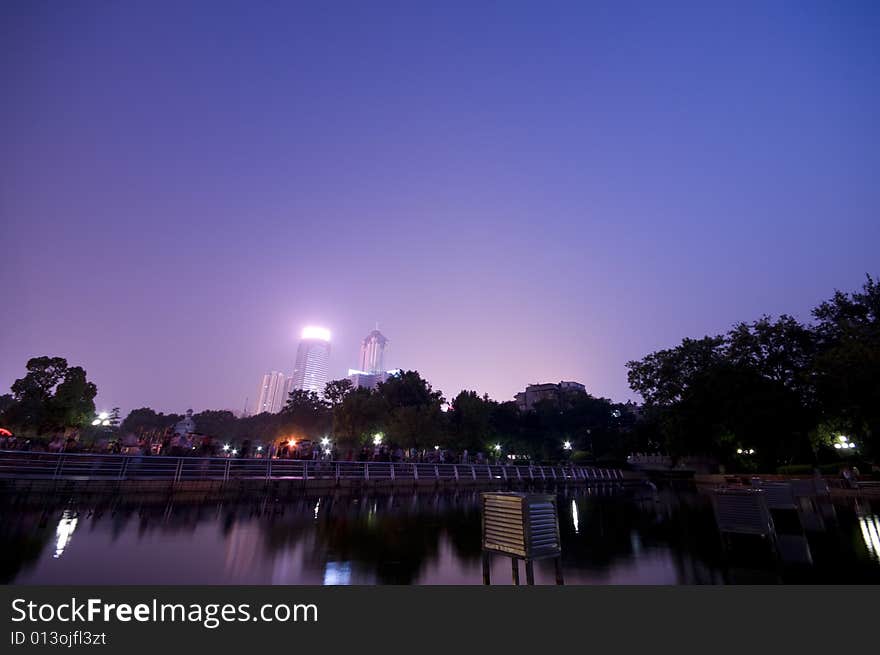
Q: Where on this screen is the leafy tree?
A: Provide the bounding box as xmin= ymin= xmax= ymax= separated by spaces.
xmin=324 ymin=378 xmax=354 ymax=406
xmin=120 ymin=407 xmax=182 ymax=435
xmin=4 ymin=357 xmax=97 ymax=435
xmin=282 ymin=390 xmax=331 ymax=439
xmin=376 ymin=371 xmax=445 ymax=450
xmin=812 ymin=274 xmax=880 ymax=456
xmin=447 ymin=391 xmax=495 ymax=452
xmin=332 ymin=387 xmax=386 ymax=452
xmin=627 ymin=337 xmax=725 ymax=406
xmin=192 ymin=410 xmax=237 ymax=440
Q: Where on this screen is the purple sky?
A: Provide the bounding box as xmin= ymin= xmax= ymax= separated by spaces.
xmin=2 ymin=1 xmax=878 ymax=415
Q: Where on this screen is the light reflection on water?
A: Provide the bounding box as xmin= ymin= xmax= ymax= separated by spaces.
xmin=53 ymin=510 xmax=78 ymax=559
xmin=1 ymin=487 xmax=878 ymax=585
xmin=857 ymin=511 xmax=880 ymax=561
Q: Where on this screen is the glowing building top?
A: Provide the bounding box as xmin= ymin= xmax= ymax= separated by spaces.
xmin=291 ymin=326 xmax=332 ymax=397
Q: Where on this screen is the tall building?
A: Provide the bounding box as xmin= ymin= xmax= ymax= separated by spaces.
xmin=291 ymin=326 xmax=332 ymax=397
xmin=358 ymin=328 xmax=388 ymax=374
xmin=253 ymin=371 xmax=289 ymax=414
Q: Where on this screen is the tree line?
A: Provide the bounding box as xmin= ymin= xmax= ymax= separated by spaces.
xmin=626 ymin=275 xmax=879 ymax=470
xmin=116 ymin=371 xmax=636 ymax=462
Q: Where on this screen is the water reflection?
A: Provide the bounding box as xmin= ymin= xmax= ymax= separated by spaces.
xmin=0 ymin=487 xmax=878 ymax=585
xmin=855 ymin=501 xmax=880 ymax=562
xmin=53 ymin=510 xmax=78 ymax=559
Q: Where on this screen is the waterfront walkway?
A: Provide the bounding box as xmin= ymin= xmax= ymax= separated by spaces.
xmin=0 ymin=449 xmax=630 ymax=490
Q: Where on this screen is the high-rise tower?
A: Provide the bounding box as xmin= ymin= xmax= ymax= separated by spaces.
xmin=291 ymin=326 xmax=331 ymax=397
xmin=253 ymin=371 xmax=289 ymax=414
xmin=358 ymin=328 xmax=388 ymax=374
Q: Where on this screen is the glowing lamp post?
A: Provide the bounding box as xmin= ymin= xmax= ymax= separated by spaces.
xmin=92 ymin=411 xmax=111 ymax=427
xmin=834 ymin=435 xmax=856 ymax=450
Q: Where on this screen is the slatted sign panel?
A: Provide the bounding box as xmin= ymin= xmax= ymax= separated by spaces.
xmin=712 ymin=489 xmax=775 ymax=536
xmin=482 ymin=492 xmax=561 ymax=559
xmin=525 ymin=496 xmax=561 ymax=558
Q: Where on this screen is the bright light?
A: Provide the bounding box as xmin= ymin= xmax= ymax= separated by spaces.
xmin=834 ymin=443 xmax=842 ymax=449
xmin=373 ymin=433 xmax=383 ymax=446
xmin=97 ymin=412 xmax=109 ymax=420
xmin=571 ymin=500 xmax=579 ymax=534
xmin=749 ymin=449 xmax=755 ymax=455
xmin=302 ymin=326 xmax=331 ymax=341
xmin=223 ymin=444 xmax=230 ymax=452
xmin=324 ymin=449 xmax=331 ymax=456
xmin=434 ymin=445 xmax=440 ymax=450
xmin=321 ymin=437 xmax=330 ymax=447
xmin=839 ymin=435 xmax=848 ymax=442
xmin=563 ymin=441 xmax=572 ymax=451
xmin=101 ymin=420 xmax=110 ymax=426
xmin=848 ymin=443 xmax=856 ymax=449
xmin=737 ymin=448 xmax=743 ymax=454
xmin=231 ymin=449 xmax=238 ymax=456
xmin=91 ymin=419 xmax=101 ymax=426
xmin=54 ymin=510 xmax=78 ymax=559
xmin=493 ymin=444 xmax=501 ymax=452
xmin=289 ymin=439 xmax=297 ymax=447
xmin=257 ymin=446 xmax=263 ymax=452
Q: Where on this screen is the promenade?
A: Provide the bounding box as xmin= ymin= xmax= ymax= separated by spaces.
xmin=0 ymin=449 xmax=635 ymax=494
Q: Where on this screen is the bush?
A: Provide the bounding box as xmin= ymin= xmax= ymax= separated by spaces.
xmin=569 ymin=450 xmax=591 ymax=464
xmin=776 ymin=464 xmax=814 ymax=475
xmin=777 ymin=461 xmax=871 ymax=475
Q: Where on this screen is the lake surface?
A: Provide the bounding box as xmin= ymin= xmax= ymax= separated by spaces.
xmin=2 ymin=485 xmax=879 ymax=584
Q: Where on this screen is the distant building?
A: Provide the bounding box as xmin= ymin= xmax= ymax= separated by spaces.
xmin=253 ymin=371 xmax=289 ymax=415
xmin=174 ymin=409 xmax=196 ymax=436
xmin=291 ymin=326 xmax=332 ymax=397
xmin=514 ymin=381 xmax=587 ymax=411
xmin=358 ymin=328 xmax=388 ymax=374
xmin=347 ymin=368 xmax=400 ymax=390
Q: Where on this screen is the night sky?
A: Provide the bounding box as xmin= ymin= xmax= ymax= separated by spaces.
xmin=2 ymin=1 xmax=878 ymax=415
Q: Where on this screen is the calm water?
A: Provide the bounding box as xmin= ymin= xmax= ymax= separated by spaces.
xmin=2 ymin=486 xmax=879 ymax=584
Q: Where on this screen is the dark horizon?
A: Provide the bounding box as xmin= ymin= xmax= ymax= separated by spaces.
xmin=2 ymin=1 xmax=878 ymax=415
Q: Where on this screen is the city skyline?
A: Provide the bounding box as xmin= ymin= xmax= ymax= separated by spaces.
xmin=2 ymin=3 xmax=878 ymax=416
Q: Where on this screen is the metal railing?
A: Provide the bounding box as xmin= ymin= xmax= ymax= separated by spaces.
xmin=0 ymin=449 xmax=625 ymax=485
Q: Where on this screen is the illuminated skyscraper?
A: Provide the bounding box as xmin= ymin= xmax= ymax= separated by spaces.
xmin=253 ymin=371 xmax=289 ymax=414
xmin=358 ymin=328 xmax=388 ymax=374
xmin=291 ymin=326 xmax=332 ymax=396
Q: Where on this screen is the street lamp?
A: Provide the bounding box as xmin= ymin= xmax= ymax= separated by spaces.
xmin=563 ymin=441 xmax=572 ymax=451
xmin=222 ymin=444 xmax=230 ymax=452
xmin=373 ymin=433 xmax=383 ymax=446
xmin=493 ymin=444 xmax=501 ymax=452
xmin=92 ymin=411 xmax=111 ymax=427
xmin=321 ymin=437 xmax=330 ymax=447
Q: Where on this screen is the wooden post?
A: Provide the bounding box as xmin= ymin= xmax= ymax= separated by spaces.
xmin=554 ymin=557 xmax=564 ymax=585
xmin=525 ymin=560 xmax=535 ymax=586
xmin=482 ymin=552 xmax=491 ymax=585
xmin=511 ymin=559 xmax=520 ymax=585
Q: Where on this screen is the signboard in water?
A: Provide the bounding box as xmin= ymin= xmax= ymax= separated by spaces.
xmin=481 ymin=492 xmax=561 ymax=559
